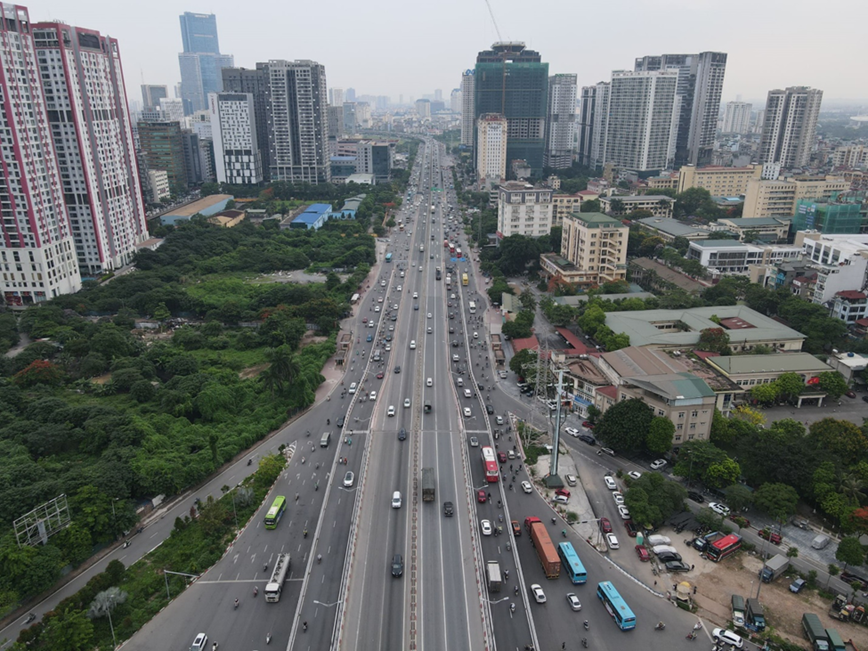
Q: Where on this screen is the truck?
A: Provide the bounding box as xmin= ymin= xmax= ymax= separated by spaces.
xmin=525 ymin=516 xmax=560 ymax=579
xmin=760 ymin=554 xmax=789 ymax=583
xmin=746 ymin=598 xmax=766 ymax=631
xmin=264 ymin=553 xmax=291 ymax=602
xmin=486 ymin=560 xmax=502 ymax=593
xmin=731 ymin=594 xmax=746 ymax=627
xmin=421 ymin=467 xmax=435 ymax=502
xmin=825 ymin=628 xmax=846 ymax=651
xmin=802 ymin=613 xmax=830 ymax=651
xmin=320 ymin=432 xmax=331 ymax=448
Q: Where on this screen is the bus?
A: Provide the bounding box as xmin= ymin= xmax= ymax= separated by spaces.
xmin=385 ymin=252 xmax=393 ymax=263
xmin=707 ymin=534 xmax=742 ymax=562
xmin=462 ymin=273 xmax=469 ymax=286
xmin=468 ymin=301 xmax=476 ymax=314
xmin=558 ymin=542 xmax=588 ymax=584
xmin=399 ymin=222 xmax=404 ymax=232
xmin=264 ymin=496 xmax=287 ymax=529
xmin=350 ymin=293 xmax=360 ymax=305
xmin=444 ymin=239 xmax=450 ymax=248
xmin=456 ymin=248 xmax=463 ymax=259
xmin=597 ymin=581 xmax=636 ymax=630
xmin=481 ymin=446 xmax=499 ymax=482
xmin=449 ymin=244 xmax=455 ymax=254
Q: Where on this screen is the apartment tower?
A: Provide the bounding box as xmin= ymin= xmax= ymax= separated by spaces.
xmin=476 ymin=113 xmax=508 ymax=183
xmin=221 ymin=64 xmax=271 ymax=179
xmin=758 ymin=86 xmax=823 ymax=168
xmin=0 ymin=4 xmax=81 ymax=304
xmin=722 ymin=101 xmax=752 ymax=134
xmin=178 ymin=12 xmax=233 ymax=114
xmin=209 ymin=93 xmax=262 ymax=184
xmin=461 ymin=69 xmax=475 ymax=147
xmin=577 ymin=85 xmax=597 ymax=167
xmin=544 ymin=73 xmax=577 ymax=169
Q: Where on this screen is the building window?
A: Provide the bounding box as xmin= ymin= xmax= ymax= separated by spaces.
xmin=691 ymin=410 xmax=698 ymax=418
xmin=677 ymin=412 xmax=685 ymax=419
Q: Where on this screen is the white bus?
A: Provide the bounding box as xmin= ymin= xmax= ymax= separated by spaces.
xmin=265 ymin=553 xmax=291 ymax=602
xmin=350 ymin=293 xmax=360 ymax=304
xmin=468 ymin=301 xmax=477 ymax=314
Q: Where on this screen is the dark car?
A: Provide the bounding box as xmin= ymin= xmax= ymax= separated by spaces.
xmin=862 ymin=396 xmax=868 ymax=403
xmin=398 ymin=428 xmax=407 ymax=441
xmin=385 ymin=334 xmax=393 ymax=341
xmin=600 ymin=517 xmax=613 ymax=534
xmin=624 ymin=520 xmax=638 ymax=537
xmin=846 ymin=390 xmax=856 ymax=398
xmin=840 ymin=571 xmax=868 ymax=589
xmin=658 ymin=552 xmax=683 ymax=563
xmin=687 ymin=491 xmax=705 ymax=503
xmin=336 ymin=416 xmax=345 ymax=428
xmin=486 ymin=404 xmax=494 ymax=414
xmin=394 ymin=365 xmax=401 ymax=374
xmin=366 ymin=334 xmax=373 ymax=342
xmin=578 ymin=434 xmax=596 ymax=445
xmin=478 ymin=383 xmax=485 ymax=391
xmin=452 ymin=340 xmax=459 ymax=347
xmin=665 ymin=560 xmax=691 ymax=573
xmin=497 ymin=451 xmax=507 ymax=463
xmin=443 ymin=501 xmax=454 ymax=517
xmin=391 ymin=553 xmax=404 ymax=577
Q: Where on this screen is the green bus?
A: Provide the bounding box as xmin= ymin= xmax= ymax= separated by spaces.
xmin=264 ymin=496 xmax=287 ymax=529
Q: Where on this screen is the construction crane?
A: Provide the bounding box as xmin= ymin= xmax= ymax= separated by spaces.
xmin=483 ymin=0 xmax=504 ymax=42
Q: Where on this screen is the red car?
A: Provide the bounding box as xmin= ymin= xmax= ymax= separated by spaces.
xmin=376 ymin=372 xmax=384 ymax=379
xmin=511 ymin=520 xmax=521 ymax=537
xmin=555 ymin=488 xmax=571 ymax=499
xmin=635 ymin=545 xmax=651 ymax=562
xmin=759 ymin=528 xmax=782 ymax=544
xmin=582 ymin=421 xmax=594 ymax=429
xmin=624 ymin=520 xmax=638 ymax=537
xmin=497 ymin=451 xmax=507 ymax=463
xmin=599 ymin=517 xmax=612 ymax=534
xmin=477 ymin=490 xmax=487 ymax=503
xmin=362 ymin=317 xmax=368 ymax=323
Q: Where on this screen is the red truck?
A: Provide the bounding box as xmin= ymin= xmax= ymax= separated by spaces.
xmin=524 ymin=517 xmax=560 ymax=579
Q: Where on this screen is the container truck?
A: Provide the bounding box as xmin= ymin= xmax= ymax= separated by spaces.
xmin=264 ymin=553 xmax=291 ymax=602
xmin=421 ymin=468 xmax=435 ymax=502
xmin=760 ymin=554 xmax=789 ymax=583
xmin=524 ymin=516 xmax=560 ymax=579
xmin=486 ymin=561 xmax=502 ymax=593
xmin=802 ymin=613 xmax=830 ymax=651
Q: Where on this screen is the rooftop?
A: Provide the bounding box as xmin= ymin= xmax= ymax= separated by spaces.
xmin=692 ymin=239 xmax=747 ymax=248
xmin=163 ymin=194 xmax=233 ymax=218
xmin=627 ymin=373 xmax=716 ymax=401
xmin=568 ymin=211 xmax=625 ymax=227
xmin=635 ymin=217 xmax=709 ymax=238
xmin=629 ymin=258 xmax=706 ymax=294
xmin=604 ymin=195 xmax=675 ymax=202
xmin=708 ymin=353 xmax=832 ymax=376
xmin=719 ymin=217 xmax=790 ymax=227
xmin=836 ymin=291 xmax=867 ymax=300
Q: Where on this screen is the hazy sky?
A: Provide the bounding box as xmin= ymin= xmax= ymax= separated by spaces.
xmin=33 ymin=0 xmax=868 ymax=106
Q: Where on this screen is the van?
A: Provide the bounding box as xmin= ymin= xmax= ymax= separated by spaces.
xmin=464 ymin=389 xmax=472 ymax=398
xmin=391 ymin=491 xmax=402 ymax=509
xmin=348 ymin=382 xmax=357 ymax=394
xmin=320 ymin=432 xmax=330 ymax=448
xmin=811 ymin=534 xmax=830 ymax=550
xmin=190 ymin=633 xmax=209 ymax=651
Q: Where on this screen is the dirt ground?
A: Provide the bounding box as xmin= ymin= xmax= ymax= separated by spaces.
xmin=688 ymin=546 xmax=868 ymax=649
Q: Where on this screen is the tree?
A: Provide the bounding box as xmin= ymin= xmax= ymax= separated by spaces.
xmin=509 ymin=348 xmax=537 ymax=379
xmin=753 ymin=482 xmax=799 ymax=523
xmin=839 ymin=473 xmax=866 ymax=506
xmin=262 ymin=345 xmax=300 ymax=397
xmin=672 ymin=440 xmax=730 ymax=485
xmin=776 ymin=372 xmax=806 ymax=401
xmin=835 ymin=536 xmax=865 ymax=570
xmin=646 ymin=417 xmax=674 ymax=454
xmin=732 ymin=405 xmax=765 ymax=428
xmin=152 ymin=302 xmax=171 ymax=331
xmin=704 ymin=458 xmax=741 ymax=488
xmin=13 ymin=360 xmax=64 ymax=387
xmin=88 ymin=586 xmax=127 ymax=648
xmin=817 ymin=371 xmax=849 ymax=400
xmin=580 ymin=199 xmax=601 ymax=213
xmin=594 ymin=398 xmax=654 ymax=453
xmin=697 ymin=327 xmax=730 ymax=354
xmin=750 ymin=382 xmax=779 ymax=406
xmin=724 ymin=484 xmax=754 ymax=512
xmin=608 ymin=198 xmax=625 ymax=215
xmin=810 ymin=418 xmax=868 ymax=457
xmin=502 ymin=319 xmax=533 ymax=340
xmin=40 ymin=607 xmax=95 ymax=651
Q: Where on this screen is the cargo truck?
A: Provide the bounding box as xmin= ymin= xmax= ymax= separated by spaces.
xmin=760 ymin=554 xmax=789 ymax=583
xmin=802 ymin=613 xmax=830 ymax=651
xmin=746 ymin=598 xmax=765 ymax=631
xmin=731 ymin=594 xmax=745 ymax=627
xmin=825 ymin=628 xmax=846 ymax=651
xmin=264 ymin=553 xmax=291 ymax=602
xmin=486 ymin=560 xmax=502 ymax=593
xmin=525 ymin=516 xmax=560 ymax=579
xmin=421 ymin=468 xmax=435 ymax=502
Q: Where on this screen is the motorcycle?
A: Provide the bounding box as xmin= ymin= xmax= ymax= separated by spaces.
xmin=233 ymin=599 xmax=239 ymax=610
xmin=247 ymin=459 xmax=252 ymax=466
xmin=583 ymin=620 xmax=589 ymax=630
xmin=582 ymin=639 xmax=588 ymax=648
xmin=266 ymin=633 xmax=272 ymax=645
xmin=253 ymin=587 xmax=258 ymax=597
xmin=24 ymin=613 xmax=36 ymax=624
xmin=655 ymin=622 xmax=666 ymax=631
xmin=510 ymin=603 xmax=516 ymax=614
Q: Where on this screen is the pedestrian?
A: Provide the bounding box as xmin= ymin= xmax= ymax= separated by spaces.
xmin=693 ymin=586 xmax=697 ymax=594
xmin=691 ymin=564 xmax=695 ymax=571
xmin=654 ymin=580 xmax=657 ymax=586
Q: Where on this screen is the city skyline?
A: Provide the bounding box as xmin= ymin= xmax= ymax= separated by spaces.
xmin=31 ymin=0 xmax=868 ymax=105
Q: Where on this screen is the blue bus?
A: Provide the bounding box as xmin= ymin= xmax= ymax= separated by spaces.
xmin=597 ymin=581 xmax=636 ymax=630
xmin=385 ymin=253 xmax=393 ymax=263
xmin=557 ymin=542 xmax=587 ymax=585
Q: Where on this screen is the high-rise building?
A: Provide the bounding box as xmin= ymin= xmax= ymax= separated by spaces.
xmin=330 ymin=88 xmax=344 ymax=106
xmin=0 ymin=4 xmax=81 ymax=304
xmin=474 ymin=42 xmax=549 ymax=176
xmin=266 ymin=59 xmax=330 ymax=183
xmin=345 ymin=88 xmax=356 ymax=102
xmin=544 ymin=73 xmax=577 ymax=169
xmin=343 ymin=102 xmax=358 ymax=134
xmin=415 ymin=99 xmax=431 ymax=118
xmin=722 ymin=101 xmax=752 ymax=134
xmin=600 ymin=70 xmax=679 ymax=172
xmin=221 ymin=65 xmax=271 ymax=179
xmin=496 ymin=182 xmax=553 ymax=238
xmin=560 ymin=212 xmax=629 ymax=287
xmin=476 ymin=114 xmax=508 ymax=183
xmin=759 ymin=86 xmax=823 ymax=168
xmin=589 ymin=82 xmax=610 ymax=169
xmin=178 ymin=12 xmax=233 ymax=115
xmin=209 ymin=93 xmax=262 ymax=185
xmin=434 ymin=89 xmax=443 ymax=101
xmin=142 ymin=84 xmax=169 ymax=110
xmin=577 ymin=85 xmax=597 ymax=167
xmin=634 ymin=52 xmax=727 ymax=166
xmin=159 ymin=97 xmax=186 ymax=124
xmin=450 ymin=88 xmax=462 ymax=114
xmin=461 ymin=70 xmax=475 ymax=147
xmin=355 ymin=102 xmax=372 ymax=129
xmin=138 ymin=121 xmax=188 ymax=191
xmin=33 ymin=20 xmax=148 ymax=277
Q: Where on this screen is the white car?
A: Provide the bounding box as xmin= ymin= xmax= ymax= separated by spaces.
xmin=387 ymin=405 xmax=395 ymax=417
xmin=650 ymin=459 xmax=667 ymax=470
xmin=480 ymin=519 xmax=492 ymax=536
xmin=404 ymin=398 xmax=411 ymax=408
xmin=388 ymin=324 xmax=395 ymax=331
xmin=530 ymin=584 xmax=546 ymax=604
xmin=410 ymin=340 xmax=416 ymax=349
xmin=469 ymin=436 xmax=479 ymax=447
xmin=343 ymin=471 xmax=355 ymax=487
xmin=612 ymin=491 xmax=624 ymax=505
xmin=565 ymin=427 xmax=580 ymax=437
xmin=566 ymin=593 xmax=582 ymax=611
xmin=385 ymin=344 xmax=391 ymax=351
xmin=419 ymin=266 xmax=423 ymax=272
xmin=380 ymin=280 xmax=386 ymax=287
xmin=463 ymin=407 xmax=472 ymax=417
xmin=374 ymin=306 xmax=381 ymax=312
xmin=521 ymin=481 xmax=532 ymax=494
xmin=427 ymin=377 xmax=433 ymax=387
xmin=427 ymin=313 xmax=432 ymax=319
xmin=427 ymin=327 xmax=432 ymax=333
xmin=606 ymin=533 xmax=620 ymax=549
xmin=451 ymin=294 xmax=456 ymax=299
xmin=709 ymin=502 xmax=731 ymax=517
xmin=413 ymin=292 xmax=418 ymax=299
xmin=628 ymin=471 xmax=642 ymax=480
xmin=473 ymin=332 xmax=479 ymax=339
xmin=392 ymin=491 xmax=402 ymax=508
xmin=604 ymin=476 xmax=617 ymax=491
xmin=369 ymin=391 xmax=377 ymax=400
xmin=618 ymin=505 xmax=630 ymax=520
xmin=554 ymin=494 xmax=569 ymax=504
xmin=496 ymin=415 xmax=504 ymax=425
xmin=396 ymin=285 xmax=402 ymax=292
xmin=712 ymin=628 xmax=744 ymax=649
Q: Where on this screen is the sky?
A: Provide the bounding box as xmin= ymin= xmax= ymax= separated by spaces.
xmin=31 ymin=0 xmax=868 ymax=107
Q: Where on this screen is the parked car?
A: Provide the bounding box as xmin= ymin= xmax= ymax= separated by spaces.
xmin=582 ymin=421 xmax=594 ymax=428
xmin=599 ymin=517 xmax=613 ymax=534
xmin=606 ymin=533 xmax=620 ymax=549
xmin=578 ymin=434 xmax=596 ymax=445
xmin=759 ymin=528 xmax=782 ymax=544
xmin=665 ymin=560 xmax=691 ymax=573
xmin=635 ymin=545 xmax=651 ymax=562
xmin=627 ymin=471 xmax=642 ymax=480
xmin=624 ymin=521 xmax=638 ymax=537
xmin=599 ymin=447 xmax=615 ymax=457
xmin=657 ymin=552 xmax=683 ymax=563
xmin=565 ymin=474 xmax=577 ymax=486
xmin=709 ymin=502 xmax=731 ymax=517
xmin=617 ymin=505 xmax=630 ymax=520
xmin=650 ymin=459 xmax=667 ymax=470
xmin=687 ymin=491 xmax=705 ymax=503
xmin=712 ymin=628 xmax=744 ymax=648
xmin=789 ymin=578 xmax=806 ymax=593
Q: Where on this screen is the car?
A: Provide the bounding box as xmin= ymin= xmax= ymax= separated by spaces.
xmin=366 ymin=333 xmax=373 ymax=342
xmin=427 ymin=327 xmax=432 ymax=334
xmin=497 ymin=451 xmax=507 ymax=464
xmin=599 ymin=447 xmax=615 ymax=456
xmin=521 ymin=481 xmax=532 ymax=494
xmin=712 ymin=628 xmax=744 ymax=648
xmin=398 ymin=428 xmax=406 ymax=441
xmin=384 ymin=334 xmax=393 ymax=342
xmin=635 ymin=545 xmax=651 ymax=562
xmin=555 ymin=488 xmax=571 ymax=499
xmin=759 ymin=528 xmax=782 ymax=544
xmin=530 ymin=584 xmax=546 ymax=604
xmin=427 ymin=377 xmax=433 ymax=387
xmin=376 ymin=372 xmax=384 ymax=380
xmin=565 ymin=427 xmax=580 ymax=437
xmin=389 ymin=324 xmax=395 ymax=331
xmin=650 ymin=459 xmax=667 ymax=470
xmin=565 ymin=474 xmax=577 ymax=486
xmin=362 ymin=317 xmax=368 ymax=323
xmin=495 ymin=416 xmax=504 ymax=425
xmin=391 ymin=491 xmax=402 ymax=508
xmin=604 ymin=476 xmax=618 ymax=491
xmin=443 ymin=501 xmax=454 ymax=517
xmin=862 ymin=395 xmax=868 ymax=403
xmin=343 ymin=471 xmax=355 ymax=487
xmin=427 ymin=313 xmax=432 ymax=319
xmin=665 ymin=560 xmax=692 ymax=573
xmin=845 ymin=389 xmax=856 ymax=398
xmin=657 ymin=552 xmax=682 ymax=563
xmin=413 ymin=292 xmax=418 ymax=299
xmin=511 ymin=520 xmax=521 ymax=536
xmin=566 ymin=593 xmax=582 ymax=611
xmin=606 ymin=533 xmax=620 ymax=549
xmin=410 ymin=340 xmax=416 ymax=349
xmin=387 ymin=405 xmax=395 ymax=417
xmin=391 ymin=553 xmax=404 ymax=577
xmin=709 ymin=502 xmax=731 ymax=517
xmin=789 ymin=578 xmax=807 ymax=593
xmin=404 ymin=398 xmax=411 ymax=408
xmin=394 ymin=365 xmax=401 ymax=374
xmin=486 ymin=404 xmax=494 ymax=415
xmin=336 ymin=416 xmax=345 ymax=428
xmin=463 ymin=407 xmax=472 ymax=417
xmin=612 ymin=491 xmax=624 ymax=505
xmin=370 ymin=391 xmax=377 ymax=400
xmin=374 ymin=306 xmax=380 ymax=312
xmin=582 ymin=421 xmax=593 ymax=428
xmin=618 ymin=505 xmax=630 ymax=520
xmin=480 ymin=519 xmax=492 ymax=536
xmin=687 ymin=491 xmax=705 ymax=503
xmin=377 ymin=297 xmax=383 ymax=303
xmin=449 ymin=326 xmax=454 ymax=333
xmin=507 ymin=450 xmax=516 ymax=460
xmin=554 ymin=494 xmax=569 ymax=504
xmin=624 ymin=520 xmax=638 ymax=537
xmin=396 ymin=285 xmax=402 ymax=292
xmin=627 ymin=471 xmax=642 ymax=480
xmin=190 ymin=633 xmax=209 ymax=651
xmin=469 ymin=436 xmax=479 ymax=447
xmin=414 ymin=304 xmax=419 ymax=311
xmin=477 ymin=489 xmax=487 ymax=503
xmin=380 ymin=280 xmax=386 ymax=287
xmin=578 ymin=434 xmax=596 ymax=445
xmin=473 ymin=332 xmax=479 ymax=339
xmin=599 ymin=517 xmax=612 ymax=534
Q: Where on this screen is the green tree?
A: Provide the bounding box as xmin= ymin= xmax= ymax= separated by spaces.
xmin=594 ymin=398 xmax=654 ymax=453
xmin=753 ymin=482 xmax=799 ymax=523
xmin=697 ymin=327 xmax=730 ymax=354
xmin=811 ymin=418 xmax=868 ymax=458
xmin=580 ymin=199 xmax=601 ymax=213
xmin=835 ymin=536 xmax=865 ymax=570
xmin=750 ymin=382 xmax=779 ymax=406
xmin=646 ymin=417 xmax=674 ymax=454
xmin=839 ymin=473 xmax=866 ymax=506
xmin=704 ymin=458 xmax=741 ymax=489
xmin=509 ymin=348 xmax=537 ymax=378
xmin=776 ymin=372 xmax=806 ymax=401
xmin=724 ymin=484 xmax=754 ymax=512
xmin=624 ymin=472 xmax=687 ymax=527
xmin=40 ymin=607 xmax=95 ymax=651
xmin=88 ymin=586 xmax=127 ymax=648
xmin=152 ymin=302 xmax=171 ymax=330
xmin=817 ymin=371 xmax=849 ymax=400
xmin=262 ymin=345 xmax=300 ymax=397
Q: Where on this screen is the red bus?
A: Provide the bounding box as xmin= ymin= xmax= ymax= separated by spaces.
xmin=707 ymin=534 xmax=741 ymax=562
xmin=449 ymin=244 xmax=455 ymax=254
xmin=481 ymin=447 xmax=499 ymax=482
xmin=456 ymin=248 xmax=463 ymax=259
xmin=444 ymin=239 xmax=449 ymax=248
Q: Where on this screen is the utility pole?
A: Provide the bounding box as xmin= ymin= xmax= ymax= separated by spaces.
xmin=551 ymin=368 xmax=566 ymax=480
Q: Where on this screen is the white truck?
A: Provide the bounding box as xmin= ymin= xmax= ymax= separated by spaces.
xmin=265 ymin=553 xmax=291 ymax=602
